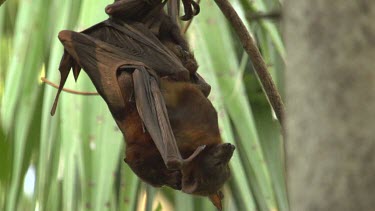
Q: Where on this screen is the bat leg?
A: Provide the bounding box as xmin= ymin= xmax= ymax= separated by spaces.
xmin=167 ymin=0 xmax=180 ymax=24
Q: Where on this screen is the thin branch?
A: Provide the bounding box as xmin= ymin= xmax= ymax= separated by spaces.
xmin=182 ymin=0 xmax=201 ymax=34
xmin=40 ymin=77 xmax=99 ymax=96
xmin=213 ymin=0 xmax=286 ymax=129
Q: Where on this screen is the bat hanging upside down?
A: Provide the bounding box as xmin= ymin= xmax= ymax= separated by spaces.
xmin=51 ymin=0 xmax=235 ymax=210
xmin=118 ymin=68 xmax=235 ymax=199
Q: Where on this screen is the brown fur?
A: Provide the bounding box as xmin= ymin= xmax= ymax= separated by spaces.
xmin=115 ymin=71 xmax=234 ymax=195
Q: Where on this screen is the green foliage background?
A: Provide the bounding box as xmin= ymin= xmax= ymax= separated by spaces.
xmin=0 ymin=0 xmax=287 ymax=210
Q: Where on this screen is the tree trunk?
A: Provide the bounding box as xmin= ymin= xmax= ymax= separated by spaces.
xmin=284 ymin=1 xmax=375 ymax=211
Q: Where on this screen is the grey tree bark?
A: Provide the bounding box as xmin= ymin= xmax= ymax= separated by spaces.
xmin=284 ymin=1 xmax=375 ymax=211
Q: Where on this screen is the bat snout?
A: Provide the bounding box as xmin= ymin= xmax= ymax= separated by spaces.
xmin=217 ymin=143 xmax=235 ymax=157
xmin=210 ymin=143 xmax=235 ymax=164
xmin=222 ymin=143 xmax=235 ymax=152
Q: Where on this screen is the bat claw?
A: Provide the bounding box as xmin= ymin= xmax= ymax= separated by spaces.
xmin=183 ymin=145 xmax=206 ymax=164
xmin=180 ymin=0 xmax=200 ymax=21
xmin=191 ymin=0 xmax=200 ymax=16
xmin=167 ymin=145 xmax=206 ymax=170
xmin=180 ymin=14 xmax=193 ymax=21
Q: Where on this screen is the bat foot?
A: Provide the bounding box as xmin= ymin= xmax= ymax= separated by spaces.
xmin=180 ymin=0 xmax=200 ymax=21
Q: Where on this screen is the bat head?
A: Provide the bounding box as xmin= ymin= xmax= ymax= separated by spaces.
xmin=181 ymin=143 xmax=235 ymax=196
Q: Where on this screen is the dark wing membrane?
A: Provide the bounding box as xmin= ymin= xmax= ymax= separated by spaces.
xmin=51 ymin=19 xmax=190 ymax=115
xmin=82 ymin=19 xmax=188 ymax=78
xmin=56 ymin=30 xmax=139 ymax=115
xmin=57 ymin=30 xmax=191 ymax=170
xmin=56 ymin=30 xmax=199 ymax=170
xmin=133 ymin=68 xmax=184 ymax=169
xmin=57 ymin=29 xmax=176 ymax=117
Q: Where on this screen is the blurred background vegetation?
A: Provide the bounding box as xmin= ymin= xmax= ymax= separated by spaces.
xmin=0 ymin=0 xmax=287 ymax=210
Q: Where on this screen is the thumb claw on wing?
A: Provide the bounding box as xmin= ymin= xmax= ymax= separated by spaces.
xmin=183 ymin=145 xmax=206 ymax=164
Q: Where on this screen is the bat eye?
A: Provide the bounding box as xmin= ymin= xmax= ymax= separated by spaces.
xmin=214 ymin=162 xmax=222 ymax=167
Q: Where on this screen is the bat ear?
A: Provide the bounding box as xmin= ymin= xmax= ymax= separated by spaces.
xmin=181 ymin=177 xmax=198 ymax=194
xmin=209 ymin=191 xmax=224 ymax=211
xmin=181 ymin=163 xmax=198 ymax=194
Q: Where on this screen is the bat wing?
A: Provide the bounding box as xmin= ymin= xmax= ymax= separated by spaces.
xmin=51 ymin=19 xmax=189 ymax=115
xmin=53 ymin=30 xmax=139 ymax=116
xmin=132 ymin=68 xmax=206 ymax=169
xmin=83 ymin=19 xmax=188 ymax=78
xmin=52 ymin=18 xmax=190 ymax=114
xmin=55 ymin=30 xmax=204 ymax=169
xmin=132 ymin=68 xmax=183 ymax=169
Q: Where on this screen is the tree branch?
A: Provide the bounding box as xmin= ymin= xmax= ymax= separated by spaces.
xmin=213 ymin=0 xmax=286 ymax=129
